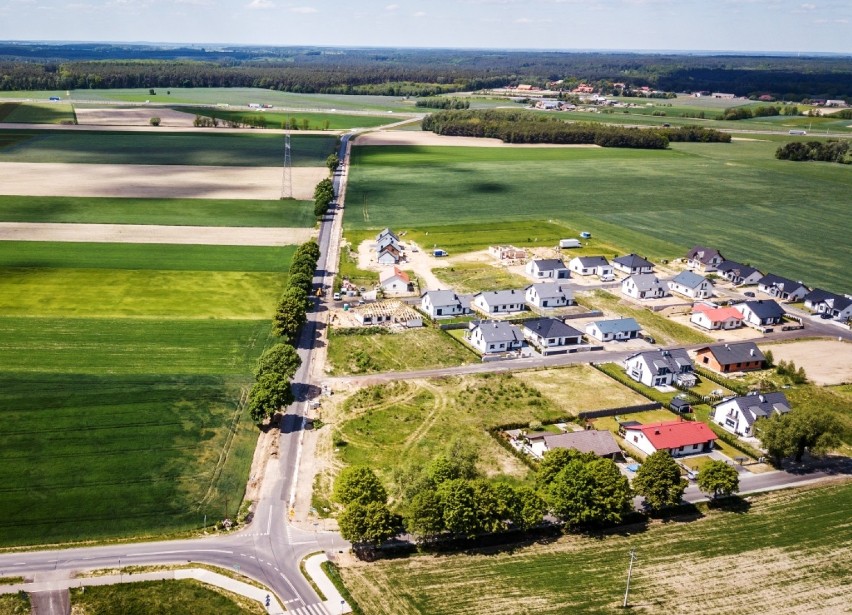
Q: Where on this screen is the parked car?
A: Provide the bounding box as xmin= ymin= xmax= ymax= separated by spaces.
xmin=643 ymin=335 xmax=656 ymax=344
xmin=744 ymin=291 xmax=755 ymax=297
xmin=333 ymin=292 xmax=341 ymax=301
xmin=820 ymin=312 xmax=833 ymax=319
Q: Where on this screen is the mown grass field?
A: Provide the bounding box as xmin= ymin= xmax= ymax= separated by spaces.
xmin=346 ymin=141 xmax=852 ymax=290
xmin=69 ymin=579 xmax=266 ymax=615
xmin=0 ymin=101 xmax=76 ymax=124
xmin=180 ymin=107 xmax=401 ymax=130
xmin=0 ymin=129 xmax=336 ymax=166
xmin=432 ymin=263 xmax=530 ymax=294
xmin=326 ymin=328 xmax=477 ymax=375
xmin=0 ymin=241 xmax=287 ymax=546
xmin=0 ymin=195 xmax=315 ymax=227
xmin=339 ymin=481 xmax=852 ymax=615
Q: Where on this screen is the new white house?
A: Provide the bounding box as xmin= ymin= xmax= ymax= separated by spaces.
xmin=585 ymin=317 xmax=641 ymax=342
xmin=690 ymin=304 xmax=744 ymax=330
xmin=621 ymin=274 xmax=669 ymax=300
xmin=525 ymin=258 xmax=570 ymax=280
xmin=379 ymin=267 xmax=412 ymax=294
xmin=668 ymin=271 xmax=714 ymax=299
xmin=623 ymin=348 xmax=696 ymax=388
xmin=622 ymin=420 xmax=717 ymax=457
xmin=735 ymin=300 xmax=786 ymax=327
xmin=473 ymin=289 xmax=527 ymax=314
xmin=757 ymin=274 xmax=809 ymax=302
xmin=467 ymin=320 xmax=524 ymax=354
xmin=716 ymin=260 xmax=763 ymax=286
xmin=803 ymin=289 xmax=852 ymax=322
xmin=612 ymin=254 xmax=654 ymax=275
xmin=712 ymin=392 xmax=791 ymax=437
xmin=686 ymin=246 xmax=725 ymax=273
xmin=525 ymin=283 xmax=574 ymax=309
xmin=522 ymin=318 xmax=584 ymax=354
xmin=420 ymin=290 xmax=473 ymax=319
xmin=568 ymin=256 xmax=614 ymax=279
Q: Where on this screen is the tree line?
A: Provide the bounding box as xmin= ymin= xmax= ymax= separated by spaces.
xmin=775 ymin=140 xmax=851 ymax=164
xmin=415 ymin=98 xmax=470 ymax=109
xmin=334 ymin=443 xmax=739 ymax=549
xmin=422 ymin=110 xmax=729 ymax=148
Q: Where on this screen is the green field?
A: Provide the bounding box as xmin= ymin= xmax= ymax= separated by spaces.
xmin=0 ymin=195 xmax=314 ymax=227
xmin=70 ymin=579 xmax=265 ymax=615
xmin=339 ymin=481 xmax=852 ymax=614
xmin=346 ymin=142 xmax=852 ymax=291
xmin=432 ymin=262 xmax=530 ymax=294
xmin=180 ymin=107 xmax=401 ymax=130
xmin=0 ymin=129 xmax=336 ymax=166
xmin=0 ymin=101 xmax=76 ymax=124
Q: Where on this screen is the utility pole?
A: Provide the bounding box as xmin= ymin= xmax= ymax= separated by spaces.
xmin=623 ymin=549 xmax=636 ymax=608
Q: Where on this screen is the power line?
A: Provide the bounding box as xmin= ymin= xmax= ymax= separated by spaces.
xmin=623 ymin=548 xmax=637 ymax=608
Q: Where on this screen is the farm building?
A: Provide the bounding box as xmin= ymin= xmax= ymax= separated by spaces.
xmin=525 ymin=283 xmax=574 ymax=309
xmin=716 ymin=260 xmax=763 ymax=286
xmin=622 ymin=420 xmax=717 ymax=457
xmin=712 ymin=392 xmax=791 ymax=437
xmin=524 ymin=430 xmax=621 ymax=460
xmin=467 ymin=320 xmax=524 ymax=354
xmin=669 ymin=271 xmax=714 ymax=300
xmin=612 ymin=254 xmax=654 ymax=275
xmin=686 ymin=246 xmax=725 ymax=273
xmin=568 ymin=256 xmax=614 ymax=279
xmin=526 ymin=258 xmax=570 ymax=280
xmin=585 ymin=317 xmax=641 ymax=342
xmin=420 ymin=290 xmax=473 ymax=319
xmin=757 ymin=274 xmax=809 ymax=302
xmin=623 ymin=348 xmax=696 ymax=388
xmin=350 ymin=300 xmax=422 ymax=328
xmin=379 ymin=267 xmax=413 ymax=294
xmin=695 ymin=342 xmax=765 ymax=373
xmin=621 ymin=273 xmax=668 ymax=300
xmin=473 ymin=289 xmax=527 ymax=315
xmin=522 ymin=318 xmax=584 ymax=354
xmin=735 ymin=300 xmax=786 ymax=327
xmin=690 ymin=304 xmax=744 ymax=330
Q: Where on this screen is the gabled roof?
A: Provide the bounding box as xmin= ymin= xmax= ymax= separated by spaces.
xmin=421 ymin=289 xmax=460 ymax=306
xmin=626 ymin=348 xmax=693 ymax=376
xmin=592 ymin=317 xmax=641 ymax=334
xmin=523 ymin=318 xmax=583 ymax=339
xmin=575 ymin=256 xmax=610 ymax=268
xmin=380 ymin=267 xmax=410 ymax=284
xmin=716 ymin=260 xmax=761 ymax=279
xmin=378 ymin=244 xmax=400 ymax=257
xmin=476 ymin=289 xmax=525 ymax=306
xmin=626 ymin=420 xmax=718 ymax=449
xmin=692 ymin=305 xmax=743 ymax=323
xmin=804 ymin=289 xmax=852 ymax=311
xmin=715 ymin=392 xmax=791 ymax=426
xmin=472 ymin=320 xmax=524 ymax=344
xmin=614 ymin=253 xmax=654 ymax=269
xmin=671 ymin=270 xmax=709 ymax=289
xmin=526 ymin=283 xmax=571 ymax=300
xmin=697 ymin=341 xmax=765 ymax=365
xmin=686 ymin=246 xmax=723 ymax=265
xmin=376 ymin=228 xmax=398 ymax=241
xmin=758 ymin=274 xmax=808 ymax=294
xmin=803 ymin=288 xmax=836 ymax=304
xmin=531 ymin=258 xmax=567 ymax=271
xmin=543 ymin=430 xmax=621 ymax=457
xmin=739 ymin=300 xmax=786 ymax=320
xmin=626 ymin=273 xmax=664 ymax=292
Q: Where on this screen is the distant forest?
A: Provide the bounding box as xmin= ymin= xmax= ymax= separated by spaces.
xmin=0 ymin=43 xmax=850 ymax=100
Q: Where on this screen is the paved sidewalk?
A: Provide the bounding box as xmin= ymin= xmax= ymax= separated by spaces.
xmin=304 ymin=553 xmax=352 ymax=614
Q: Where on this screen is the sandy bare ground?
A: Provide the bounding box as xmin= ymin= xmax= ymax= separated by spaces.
xmin=0 ymin=162 xmax=327 ymax=200
xmin=761 ymin=339 xmax=852 ymax=385
xmin=354 ymin=130 xmax=600 ymax=148
xmin=74 ymin=107 xmax=200 ymax=127
xmin=0 ymin=222 xmax=313 ymax=246
xmin=355 ymin=238 xmax=446 ymax=291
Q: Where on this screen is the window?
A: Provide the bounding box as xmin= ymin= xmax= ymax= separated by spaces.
xmin=436 ymin=308 xmax=442 ymax=316
xmin=633 ymin=435 xmax=638 ymax=443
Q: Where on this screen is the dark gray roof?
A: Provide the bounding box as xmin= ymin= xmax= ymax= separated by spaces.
xmin=805 ymin=289 xmax=852 ymax=311
xmin=523 ymin=318 xmax=583 ymax=339
xmin=758 ymin=274 xmax=808 ymax=293
xmin=687 ymin=246 xmax=723 ymax=264
xmin=531 ymin=258 xmax=567 ymax=271
xmin=473 ymin=320 xmax=524 ymax=344
xmin=592 ymin=317 xmax=641 ymax=334
xmin=543 ymin=430 xmax=621 ymax=457
xmin=699 ymin=342 xmax=765 ymax=365
xmin=526 ymin=283 xmax=571 ymax=300
xmin=376 ymin=228 xmax=398 ymax=241
xmin=742 ymin=300 xmax=786 ymax=320
xmin=577 ymin=256 xmax=610 ymax=267
xmin=804 ymin=288 xmax=836 ymax=304
xmin=672 ymin=270 xmax=709 ymax=289
xmin=614 ymin=253 xmax=653 ymax=269
xmin=715 ymin=392 xmax=791 ymax=426
xmin=627 ymin=348 xmax=693 ymax=377
xmin=717 ymin=260 xmax=761 ymax=278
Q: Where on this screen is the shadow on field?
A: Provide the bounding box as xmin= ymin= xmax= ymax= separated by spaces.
xmin=706 ymin=495 xmax=751 ymax=514
xmin=472 ymin=181 xmax=509 ymax=194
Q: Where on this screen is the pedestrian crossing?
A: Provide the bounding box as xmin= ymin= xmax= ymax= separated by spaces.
xmin=288 ymin=603 xmax=329 ymax=615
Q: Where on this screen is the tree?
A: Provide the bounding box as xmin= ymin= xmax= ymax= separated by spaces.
xmin=547 ymin=458 xmax=632 ymax=528
xmin=536 ymin=447 xmax=597 ymax=490
xmin=247 ymin=372 xmax=294 ymax=422
xmin=632 ymin=451 xmax=687 ymax=511
xmin=513 ymin=486 xmax=548 ymax=530
xmin=254 ymin=343 xmax=301 ymax=381
xmin=272 ymin=294 xmax=307 ymax=341
xmin=288 ymin=272 xmax=313 ymax=296
xmin=428 ymin=440 xmax=479 ymax=485
xmin=696 ymin=460 xmax=739 ymax=499
xmin=438 ymin=479 xmax=482 ymax=538
xmin=333 ymin=466 xmax=387 ymax=506
xmin=405 ymin=489 xmax=444 ymax=541
xmin=326 ymin=153 xmax=340 ymax=173
xmin=149 ymin=116 xmax=161 ymax=126
xmin=338 ymin=501 xmax=400 ymax=545
xmin=759 ymin=407 xmax=842 ymax=463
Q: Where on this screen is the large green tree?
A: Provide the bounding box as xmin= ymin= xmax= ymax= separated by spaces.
xmin=536 ymin=448 xmax=597 ymax=490
xmin=254 ymin=343 xmax=301 ymax=381
xmin=273 ymin=294 xmax=308 ymax=341
xmin=334 ymin=467 xmax=388 ymax=506
xmin=438 ymin=479 xmax=482 ymax=538
xmin=759 ymin=407 xmax=843 ymax=463
xmin=405 ymin=489 xmax=445 ymax=541
xmin=247 ymin=372 xmax=294 ymax=422
xmin=632 ymin=451 xmax=687 ymax=511
xmin=547 ymin=458 xmax=632 ymax=528
xmin=338 ymin=501 xmax=400 ymax=546
xmin=696 ymin=460 xmax=740 ymax=499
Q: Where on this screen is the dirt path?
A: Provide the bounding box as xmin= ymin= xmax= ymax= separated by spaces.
xmin=355 ymin=238 xmax=449 ymax=292
xmin=0 ymin=162 xmax=327 ymax=200
xmin=0 ymin=222 xmax=314 ymax=246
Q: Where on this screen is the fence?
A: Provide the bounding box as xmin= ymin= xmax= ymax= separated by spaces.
xmin=578 ymin=402 xmax=662 ymax=420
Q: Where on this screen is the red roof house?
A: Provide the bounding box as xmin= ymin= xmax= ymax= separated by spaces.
xmin=622 ymin=420 xmax=717 ymax=457
xmin=690 ymin=304 xmax=744 ymax=330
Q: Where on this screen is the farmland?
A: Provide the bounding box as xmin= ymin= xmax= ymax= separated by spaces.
xmin=339 ymin=481 xmax=852 ymax=615
xmin=180 ymin=107 xmax=402 ymax=130
xmin=0 ymin=129 xmax=336 ymax=166
xmin=0 ymin=101 xmax=76 ymax=124
xmin=346 ymin=140 xmax=852 ymax=290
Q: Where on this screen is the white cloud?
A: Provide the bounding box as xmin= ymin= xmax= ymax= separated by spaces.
xmin=413 ymin=10 xmax=426 ymax=16
xmin=800 ymin=2 xmax=816 ymax=8
xmin=247 ymin=0 xmax=274 ymax=8
xmin=290 ymin=5 xmax=317 ymax=13
xmin=385 ymin=3 xmax=399 ymax=10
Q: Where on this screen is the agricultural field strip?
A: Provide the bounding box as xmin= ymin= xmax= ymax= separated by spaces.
xmin=0 ymin=222 xmax=313 ymax=247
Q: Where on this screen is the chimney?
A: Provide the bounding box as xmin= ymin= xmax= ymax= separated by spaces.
xmin=725 ymin=344 xmax=730 ymax=350
xmin=750 ymin=348 xmax=755 ymax=356
xmin=759 ymin=395 xmax=766 ymax=403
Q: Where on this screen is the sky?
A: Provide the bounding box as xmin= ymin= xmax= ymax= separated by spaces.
xmin=1 ymin=0 xmax=850 ymax=54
